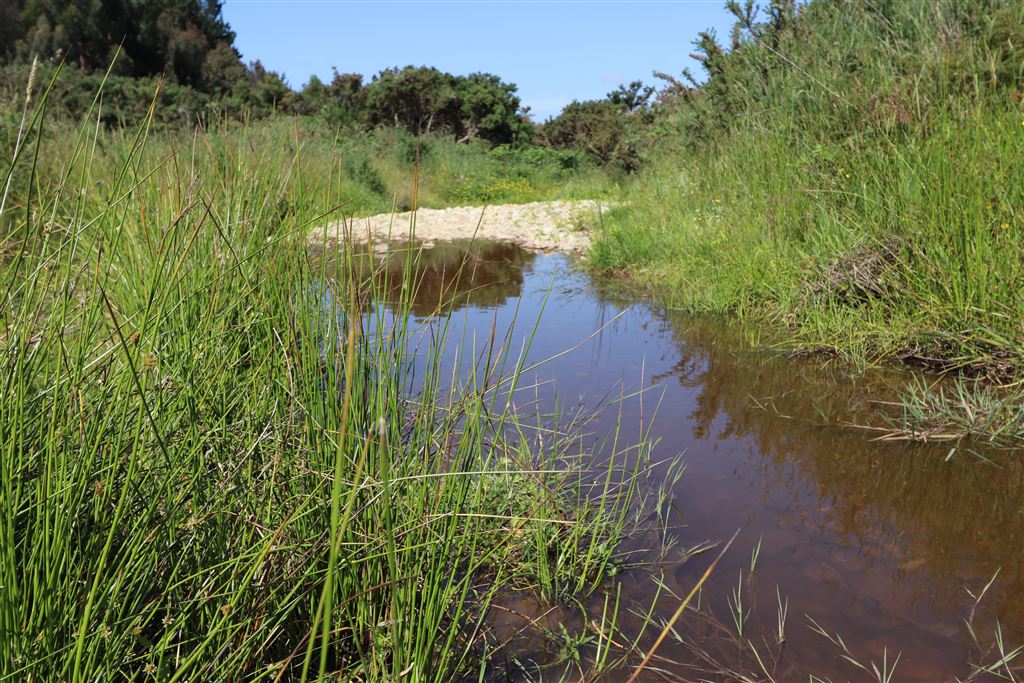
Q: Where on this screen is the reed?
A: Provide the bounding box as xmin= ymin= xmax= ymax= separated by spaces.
xmin=0 ymin=69 xmax=646 ymax=681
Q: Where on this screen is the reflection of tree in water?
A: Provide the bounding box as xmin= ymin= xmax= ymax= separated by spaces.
xmin=341 ymin=240 xmax=535 ymax=316
xmin=652 ymin=313 xmax=1024 ymax=636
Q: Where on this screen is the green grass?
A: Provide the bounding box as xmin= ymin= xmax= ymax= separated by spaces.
xmin=340 ymin=128 xmax=616 ymax=211
xmin=0 ymin=117 xmax=615 ymax=225
xmin=589 ymin=0 xmax=1024 ymax=437
xmin=592 ymin=100 xmax=1024 ymax=366
xmin=882 ymin=376 xmax=1024 ymax=447
xmin=0 ymin=68 xmax=648 ymax=682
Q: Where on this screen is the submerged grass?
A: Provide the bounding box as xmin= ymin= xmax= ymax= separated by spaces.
xmin=876 ymin=376 xmax=1024 ymax=447
xmin=0 ymin=70 xmax=648 ymax=681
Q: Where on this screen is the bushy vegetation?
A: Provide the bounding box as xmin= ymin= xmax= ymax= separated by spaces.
xmin=0 ymin=108 xmax=611 ymax=229
xmin=0 ymin=66 xmax=654 ymax=680
xmin=537 ymin=81 xmax=658 ymax=172
xmin=0 ymin=59 xmax=536 ymax=142
xmin=3 ymin=0 xmax=235 ymax=84
xmin=0 ymin=1 xmax=667 ymax=174
xmin=1 ymin=0 xmax=631 ymax=213
xmin=592 ymin=0 xmax=1024 ymax=377
xmin=2 ymin=2 xmax=530 ymax=142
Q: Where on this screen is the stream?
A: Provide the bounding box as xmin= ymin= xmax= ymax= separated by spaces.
xmin=350 ymin=240 xmax=1024 ymax=681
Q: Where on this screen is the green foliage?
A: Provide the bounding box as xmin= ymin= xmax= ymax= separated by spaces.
xmin=328 ymin=128 xmax=613 ymax=210
xmin=422 ymin=136 xmax=610 ymax=205
xmin=6 ymin=0 xmax=235 ymax=86
xmin=0 ymin=2 xmax=20 ymax=61
xmin=455 ymin=72 xmax=530 ymax=144
xmin=537 ymin=78 xmax=662 ymax=172
xmin=607 ymin=80 xmax=656 ymax=112
xmin=0 ymin=71 xmax=644 ymax=682
xmin=200 ymin=41 xmax=246 ymax=95
xmin=2 ymin=4 xmax=535 ymax=148
xmin=539 ymin=100 xmax=642 ymax=172
xmin=364 ymin=65 xmax=458 ymax=134
xmin=0 ymin=60 xmax=303 ymax=126
xmin=592 ymin=0 xmax=1024 ymax=372
xmin=362 ymin=66 xmax=529 ymax=144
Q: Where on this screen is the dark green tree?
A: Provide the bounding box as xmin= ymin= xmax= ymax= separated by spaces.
xmin=607 ymin=80 xmax=655 ymax=112
xmin=454 ymin=72 xmax=527 ymax=144
xmin=0 ymin=2 xmax=21 ymax=61
xmin=244 ymin=59 xmax=290 ymax=109
xmin=539 ymin=99 xmax=638 ymax=170
xmin=7 ymin=0 xmax=236 ymax=88
xmin=295 ymin=73 xmax=329 ymax=115
xmin=364 ymin=66 xmax=459 ymax=134
xmin=361 ymin=66 xmax=528 ymax=144
xmin=322 ymin=70 xmax=366 ymax=125
xmin=201 ymin=40 xmax=246 ymax=95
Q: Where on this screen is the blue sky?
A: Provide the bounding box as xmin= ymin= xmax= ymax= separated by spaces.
xmin=222 ymin=0 xmax=735 ymax=121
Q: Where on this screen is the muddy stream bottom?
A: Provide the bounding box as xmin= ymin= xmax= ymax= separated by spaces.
xmin=329 ymin=240 xmax=1024 ymax=681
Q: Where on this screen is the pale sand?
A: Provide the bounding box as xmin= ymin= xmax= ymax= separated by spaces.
xmin=308 ymin=200 xmax=610 ymax=254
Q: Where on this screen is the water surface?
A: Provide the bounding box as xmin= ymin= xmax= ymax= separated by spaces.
xmin=350 ymin=240 xmax=1024 ymax=681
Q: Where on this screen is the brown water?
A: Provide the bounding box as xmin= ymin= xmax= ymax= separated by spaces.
xmin=361 ymin=241 xmax=1024 ymax=681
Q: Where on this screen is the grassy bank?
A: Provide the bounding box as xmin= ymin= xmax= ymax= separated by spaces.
xmin=0 ymin=75 xmax=645 ymax=681
xmin=0 ymin=65 xmax=616 ymax=225
xmin=0 ymin=117 xmax=614 ymax=223
xmin=591 ymin=1 xmax=1024 ymax=376
xmin=329 ymin=126 xmax=615 ymax=212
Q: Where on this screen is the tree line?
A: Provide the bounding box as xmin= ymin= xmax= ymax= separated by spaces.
xmin=1 ymin=0 xmax=676 ymax=170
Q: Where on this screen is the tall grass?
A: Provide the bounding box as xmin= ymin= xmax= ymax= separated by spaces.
xmin=592 ymin=0 xmax=1024 ymax=372
xmin=0 ymin=72 xmax=647 ymax=681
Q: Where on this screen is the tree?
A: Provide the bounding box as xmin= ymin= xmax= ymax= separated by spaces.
xmin=8 ymin=0 xmax=237 ymax=89
xmin=125 ymin=0 xmax=235 ymax=86
xmin=454 ymin=72 xmax=528 ymax=144
xmin=361 ymin=66 xmax=528 ymax=144
xmin=538 ymin=99 xmax=638 ymax=170
xmin=1 ymin=2 xmax=25 ymax=61
xmin=244 ymin=59 xmax=290 ymax=109
xmin=323 ymin=70 xmax=366 ymax=124
xmin=364 ymin=66 xmax=459 ymax=134
xmin=295 ymin=73 xmax=328 ymax=115
xmin=201 ymin=40 xmax=246 ymax=95
xmin=328 ymin=70 xmax=363 ymax=102
xmin=607 ymin=80 xmax=655 ymax=112
xmin=2 ymin=7 xmax=534 ymax=140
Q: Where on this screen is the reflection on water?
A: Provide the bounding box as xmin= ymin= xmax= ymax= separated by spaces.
xmin=328 ymin=240 xmax=1024 ymax=680
xmin=321 ymin=239 xmax=536 ymax=316
xmin=632 ymin=314 xmax=1024 ymax=680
